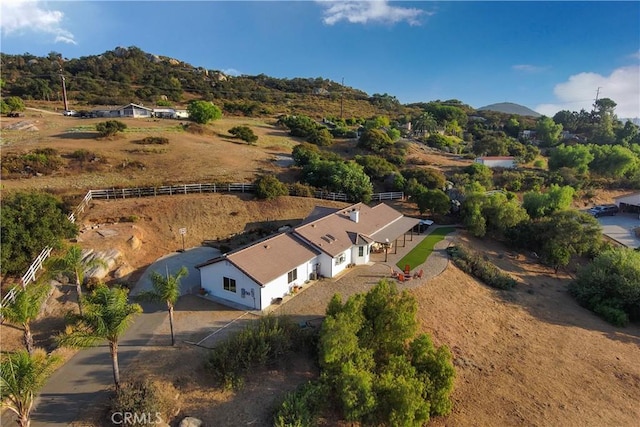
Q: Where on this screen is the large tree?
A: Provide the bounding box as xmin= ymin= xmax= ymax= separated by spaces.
xmin=1 ymin=350 xmax=61 ymax=427
xmin=535 ymin=116 xmax=563 ymax=147
xmin=0 ymin=283 xmax=51 ymax=355
xmin=47 ymin=245 xmax=107 ymax=316
xmin=522 ymin=184 xmax=575 ymax=219
xmin=1 ymin=192 xmax=78 ymax=276
xmin=57 ymin=285 xmax=142 ymax=389
xmin=187 ymin=100 xmax=222 ymax=124
xmin=569 ymin=248 xmax=640 ymax=326
xmin=319 ymin=281 xmax=455 ymax=425
xmin=135 ymin=266 xmax=187 ymax=346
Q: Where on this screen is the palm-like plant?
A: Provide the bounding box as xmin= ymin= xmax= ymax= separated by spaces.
xmin=56 ymin=285 xmax=141 ymax=389
xmin=135 ymin=266 xmax=188 ymax=346
xmin=47 ymin=245 xmax=107 ymax=316
xmin=0 ymin=282 xmax=51 ymax=355
xmin=0 ymin=350 xmax=61 ymax=427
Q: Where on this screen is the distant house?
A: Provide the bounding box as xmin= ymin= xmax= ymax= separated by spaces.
xmin=113 ymin=103 xmax=153 ymax=118
xmin=196 ymin=203 xmax=420 ymax=310
xmin=153 ymin=108 xmax=189 ymax=119
xmin=475 ymin=156 xmax=516 ymax=169
xmin=519 ymin=130 xmax=537 ymax=140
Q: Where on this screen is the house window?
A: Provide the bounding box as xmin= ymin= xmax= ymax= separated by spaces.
xmin=223 ymin=277 xmax=236 ymax=293
xmin=335 ymin=253 xmax=346 ymax=266
xmin=358 ymin=246 xmax=364 ymax=257
xmin=287 ymin=268 xmax=297 ymax=283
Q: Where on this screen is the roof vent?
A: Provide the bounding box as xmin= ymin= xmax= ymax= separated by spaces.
xmin=264 ymin=245 xmax=270 ymax=249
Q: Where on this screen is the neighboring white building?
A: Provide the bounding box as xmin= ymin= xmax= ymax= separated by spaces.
xmin=196 ymin=203 xmax=420 ymax=310
xmin=475 ymin=156 xmax=516 ymax=169
xmin=113 ymin=103 xmax=153 ymax=118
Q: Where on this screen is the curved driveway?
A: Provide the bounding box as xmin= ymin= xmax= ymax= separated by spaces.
xmin=1 ymin=247 xmax=218 ymax=427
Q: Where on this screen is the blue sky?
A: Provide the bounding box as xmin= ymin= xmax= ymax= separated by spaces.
xmin=1 ymin=1 xmax=639 ymax=118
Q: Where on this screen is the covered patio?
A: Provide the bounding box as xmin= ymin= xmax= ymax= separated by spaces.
xmin=369 ymin=216 xmax=421 ymax=262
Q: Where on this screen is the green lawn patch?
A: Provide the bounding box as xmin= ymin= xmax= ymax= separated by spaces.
xmin=396 ymin=227 xmax=456 ymax=271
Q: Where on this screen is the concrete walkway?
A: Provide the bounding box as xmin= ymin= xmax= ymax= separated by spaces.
xmin=1 ymin=247 xmax=217 ymax=427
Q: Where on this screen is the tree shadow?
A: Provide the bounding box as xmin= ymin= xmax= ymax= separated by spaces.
xmin=52 ymin=132 xmax=98 ymax=140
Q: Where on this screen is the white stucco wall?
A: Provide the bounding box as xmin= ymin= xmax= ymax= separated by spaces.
xmin=200 ymin=258 xmax=318 ymax=310
xmin=330 ymin=249 xmax=352 ymax=277
xmin=351 ymin=244 xmax=370 ymax=265
xmin=199 ymin=261 xmax=262 ymax=310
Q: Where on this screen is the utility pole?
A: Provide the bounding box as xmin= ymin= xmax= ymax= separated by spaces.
xmin=60 ymin=67 xmax=69 ymax=111
xmin=340 ymin=77 xmax=344 ymax=119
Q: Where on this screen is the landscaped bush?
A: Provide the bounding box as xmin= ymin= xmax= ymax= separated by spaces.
xmin=273 ymin=381 xmax=329 ymax=427
xmin=206 ymin=316 xmax=301 ymax=389
xmin=447 ymin=245 xmax=517 ymax=290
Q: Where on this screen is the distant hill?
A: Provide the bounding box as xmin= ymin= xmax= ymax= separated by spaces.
xmin=478 ymin=102 xmax=541 ymax=118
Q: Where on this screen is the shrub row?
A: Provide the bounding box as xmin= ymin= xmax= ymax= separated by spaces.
xmin=447 ymin=245 xmax=517 ymax=290
xmin=206 ymin=316 xmax=302 ymax=389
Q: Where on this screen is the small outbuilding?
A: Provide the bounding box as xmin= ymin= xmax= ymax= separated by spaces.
xmin=614 ymin=192 xmax=640 ymax=214
xmin=475 ymin=156 xmax=516 ymax=169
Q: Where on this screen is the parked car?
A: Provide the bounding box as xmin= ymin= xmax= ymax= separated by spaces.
xmin=63 ymin=110 xmax=77 ymax=116
xmin=587 ymin=204 xmax=619 ymax=217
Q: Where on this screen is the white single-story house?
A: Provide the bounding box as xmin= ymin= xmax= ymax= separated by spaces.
xmin=475 ymin=156 xmax=516 ymax=169
xmin=112 ymin=103 xmax=153 ymax=118
xmin=196 ymin=202 xmax=420 ymax=310
xmin=614 ymin=192 xmax=640 ymax=213
xmin=91 ymin=104 xmax=189 ymax=119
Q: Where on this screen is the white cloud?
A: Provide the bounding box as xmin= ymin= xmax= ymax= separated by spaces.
xmin=512 ymin=64 xmax=549 ymax=73
xmin=537 ymin=65 xmax=640 ymax=119
xmin=1 ymin=0 xmax=76 ymax=44
xmin=629 ymin=50 xmax=640 ymax=60
xmin=317 ymin=0 xmax=430 ymax=26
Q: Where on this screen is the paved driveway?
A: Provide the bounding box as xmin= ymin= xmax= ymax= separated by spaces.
xmin=130 ymin=246 xmax=219 ymax=297
xmin=0 ymin=246 xmax=220 ymax=427
xmin=596 ymin=213 xmax=640 ymax=248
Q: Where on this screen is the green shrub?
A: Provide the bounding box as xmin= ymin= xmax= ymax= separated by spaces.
xmin=96 ymin=120 xmax=127 ymax=137
xmin=273 ymin=381 xmax=329 ymax=427
xmin=206 ymin=316 xmax=301 ymax=389
xmin=254 ymin=175 xmax=289 ymax=200
xmin=229 ymin=126 xmax=258 ymax=144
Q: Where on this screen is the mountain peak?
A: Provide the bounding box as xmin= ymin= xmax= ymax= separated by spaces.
xmin=478 ymin=102 xmax=541 ymax=117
